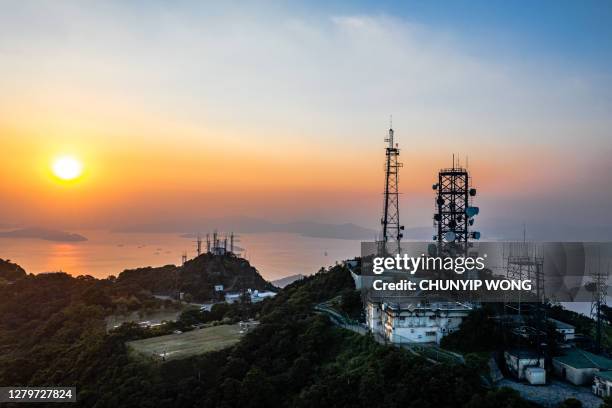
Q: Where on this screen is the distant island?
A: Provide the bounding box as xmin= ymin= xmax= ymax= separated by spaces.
xmin=114 ymin=216 xmax=377 ymax=240
xmin=0 ymin=227 xmax=87 ymax=242
xmin=272 ymin=274 xmax=305 ymax=288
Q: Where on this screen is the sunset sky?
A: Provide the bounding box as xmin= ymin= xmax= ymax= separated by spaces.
xmin=1 ymin=1 xmax=612 ymax=233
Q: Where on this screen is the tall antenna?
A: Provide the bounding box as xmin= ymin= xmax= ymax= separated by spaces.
xmin=380 ymin=121 xmax=404 ymax=255
xmin=433 ymin=157 xmax=479 ymax=246
xmin=590 ymin=252 xmax=608 ymax=353
xmin=181 ymin=252 xmax=187 ymax=265
xmin=195 ymin=233 xmax=202 ymax=256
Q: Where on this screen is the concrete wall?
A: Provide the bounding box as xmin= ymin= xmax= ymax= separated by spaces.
xmin=553 ymin=360 xmax=598 ymax=386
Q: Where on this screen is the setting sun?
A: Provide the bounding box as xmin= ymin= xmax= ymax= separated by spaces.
xmin=52 ymin=156 xmax=83 ymax=180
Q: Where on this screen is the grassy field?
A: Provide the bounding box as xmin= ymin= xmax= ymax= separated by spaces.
xmin=127 ymin=324 xmax=244 ymax=360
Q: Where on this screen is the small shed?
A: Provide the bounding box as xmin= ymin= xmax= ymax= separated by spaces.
xmin=504 ymin=349 xmax=545 ymax=381
xmin=525 ymin=367 xmax=546 ymax=385
xmin=553 ymin=348 xmax=612 ymax=385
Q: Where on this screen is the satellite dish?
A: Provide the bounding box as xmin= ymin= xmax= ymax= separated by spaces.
xmin=469 ymin=188 xmax=477 ymax=196
xmin=466 ymin=207 xmax=480 ymax=218
xmin=445 ymin=231 xmax=456 ymax=242
xmin=432 ymin=184 xmax=438 ymax=190
xmin=437 ymin=197 xmax=445 ymax=205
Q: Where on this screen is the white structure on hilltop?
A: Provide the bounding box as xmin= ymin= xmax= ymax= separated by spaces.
xmin=366 ymin=299 xmax=471 ymax=344
xmin=225 ymin=289 xmax=276 ymax=304
xmin=504 ymin=349 xmax=545 ymax=382
xmin=349 ymin=263 xmax=473 ymax=345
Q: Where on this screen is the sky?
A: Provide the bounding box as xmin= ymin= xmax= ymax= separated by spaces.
xmin=1 ymin=0 xmax=611 ymax=234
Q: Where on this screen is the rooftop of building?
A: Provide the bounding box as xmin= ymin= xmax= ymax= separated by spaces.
xmin=506 ymin=349 xmax=542 ymax=359
xmin=595 ymin=371 xmax=612 ymax=381
xmin=383 ymin=301 xmax=473 ymax=312
xmin=553 ymin=349 xmax=612 ymax=370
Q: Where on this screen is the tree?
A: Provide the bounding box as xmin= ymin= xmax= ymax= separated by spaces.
xmin=559 ymin=398 xmax=582 ymax=408
xmin=340 ymin=289 xmax=363 ymax=321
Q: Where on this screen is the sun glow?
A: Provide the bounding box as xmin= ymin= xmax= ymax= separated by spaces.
xmin=52 ymin=156 xmax=83 ymax=180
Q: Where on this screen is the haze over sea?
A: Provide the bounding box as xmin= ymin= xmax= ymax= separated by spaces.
xmin=0 ymin=230 xmax=359 ymax=281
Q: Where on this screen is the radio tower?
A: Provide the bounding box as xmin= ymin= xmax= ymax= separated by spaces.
xmin=433 ymin=156 xmax=479 ymax=246
xmin=380 ymin=119 xmax=404 ymax=255
xmin=590 ymin=255 xmax=608 ymax=353
xmin=195 ymin=234 xmax=202 ymax=256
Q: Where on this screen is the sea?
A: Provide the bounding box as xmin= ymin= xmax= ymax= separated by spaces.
xmin=0 ymin=230 xmax=597 ymax=316
xmin=0 ymin=230 xmax=360 ymax=281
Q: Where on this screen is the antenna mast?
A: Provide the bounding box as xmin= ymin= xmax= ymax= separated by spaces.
xmin=195 ymin=233 xmax=202 ymax=256
xmin=590 ymin=255 xmax=608 ymax=353
xmin=380 ymin=120 xmax=404 ymax=255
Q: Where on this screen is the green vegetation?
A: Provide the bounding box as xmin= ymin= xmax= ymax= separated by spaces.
xmin=116 ymin=253 xmax=274 ymax=301
xmin=559 ymin=398 xmax=582 ymax=408
xmin=0 ymin=257 xmax=26 ymax=282
xmin=441 ymin=306 xmax=503 ymax=352
xmin=0 ymin=260 xmax=534 ymax=407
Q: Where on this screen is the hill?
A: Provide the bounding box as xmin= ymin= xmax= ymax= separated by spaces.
xmin=0 ymin=259 xmax=534 ymax=407
xmin=0 ymin=258 xmax=26 ymax=282
xmin=116 ymin=253 xmax=274 ymax=301
xmin=0 ymin=227 xmax=87 ymax=242
xmin=272 ymin=274 xmax=305 ymax=288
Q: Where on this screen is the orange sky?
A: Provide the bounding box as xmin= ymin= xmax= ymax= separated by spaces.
xmin=1 ymin=111 xmax=603 ymax=231
xmin=1 ymin=3 xmax=611 ymax=231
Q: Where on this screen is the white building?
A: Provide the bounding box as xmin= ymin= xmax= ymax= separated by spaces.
xmin=593 ymin=371 xmax=612 ymax=398
xmin=366 ymin=299 xmax=472 ymax=344
xmin=250 ymin=289 xmax=276 ymax=303
xmin=553 ymin=348 xmax=612 ymax=386
xmin=504 ymin=349 xmax=545 ymax=382
xmin=224 ymin=289 xmax=276 ymax=304
xmin=548 ymin=318 xmax=575 ymax=341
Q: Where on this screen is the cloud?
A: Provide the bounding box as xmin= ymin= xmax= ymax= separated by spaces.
xmin=1 ymin=3 xmax=611 ymax=229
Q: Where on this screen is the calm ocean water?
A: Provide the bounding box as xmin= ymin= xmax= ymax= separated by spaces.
xmin=0 ymin=230 xmax=360 ymax=281
xmin=0 ymin=231 xmax=597 ymax=316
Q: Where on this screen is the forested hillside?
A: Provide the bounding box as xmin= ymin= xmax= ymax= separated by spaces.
xmin=0 ymin=258 xmax=26 ymax=282
xmin=0 ymin=260 xmax=533 ymax=407
xmin=116 ymin=253 xmax=273 ymax=301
